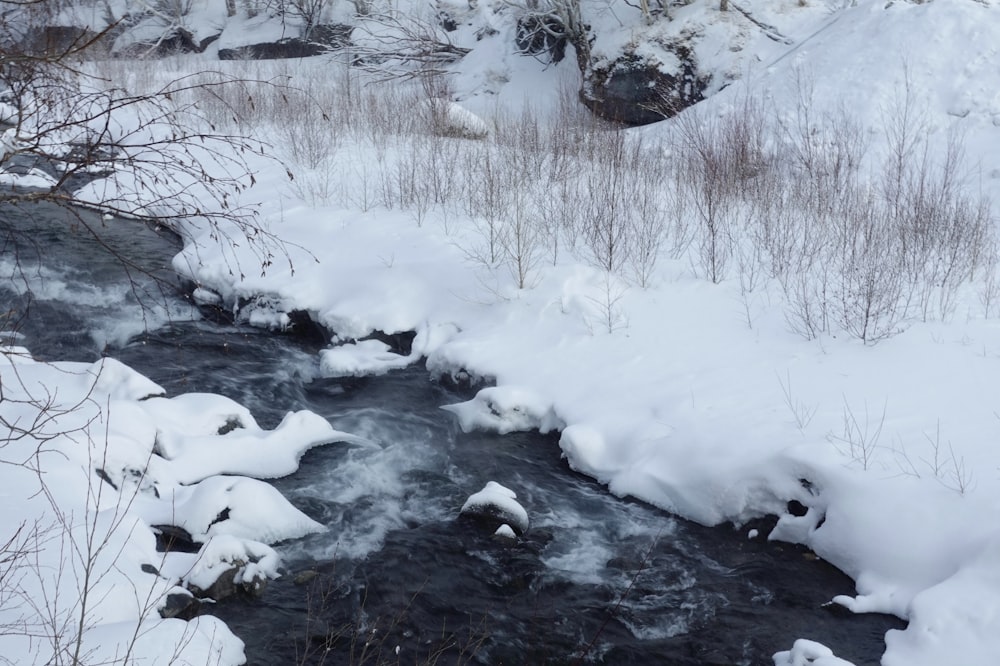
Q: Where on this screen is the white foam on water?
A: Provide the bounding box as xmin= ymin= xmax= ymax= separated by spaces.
xmin=279 ymin=407 xmax=457 ymax=562
xmin=1 ymin=255 xmax=200 ymax=349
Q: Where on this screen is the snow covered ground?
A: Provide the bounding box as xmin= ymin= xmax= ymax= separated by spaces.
xmin=5 ymin=0 xmax=1000 ymax=663
xmin=0 ymin=349 xmax=360 ymax=664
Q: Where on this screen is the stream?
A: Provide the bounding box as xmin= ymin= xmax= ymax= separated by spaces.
xmin=0 ymin=202 xmax=905 ymax=665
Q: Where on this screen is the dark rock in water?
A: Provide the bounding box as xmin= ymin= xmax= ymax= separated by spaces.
xmin=362 ymin=329 xmax=417 ymax=356
xmin=153 ymin=524 xmax=202 ymax=554
xmin=294 ymin=569 xmax=320 ymax=586
xmin=460 ymin=481 xmax=529 ymax=535
xmin=114 ymin=28 xmax=220 ymax=58
xmin=219 ymin=38 xmax=325 ymax=60
xmin=581 ymin=45 xmax=707 ymax=125
xmin=285 ymin=310 xmax=330 ymax=344
xmin=160 ymin=591 xmax=201 ymax=620
xmin=432 ymin=368 xmax=493 ymax=397
xmin=218 ymin=25 xmax=351 ymax=60
xmin=189 ymin=566 xmax=269 ymax=601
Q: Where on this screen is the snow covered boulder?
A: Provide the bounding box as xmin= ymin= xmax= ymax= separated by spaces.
xmin=441 ymin=386 xmax=563 ymax=435
xmin=772 ymin=639 xmax=854 ymax=666
xmin=181 ymin=535 xmax=278 ymax=601
xmin=493 ymin=524 xmax=518 ymax=543
xmin=460 ymin=481 xmax=529 ymax=536
xmin=425 ymin=99 xmax=490 ymax=139
xmin=581 ymin=47 xmax=707 ymax=125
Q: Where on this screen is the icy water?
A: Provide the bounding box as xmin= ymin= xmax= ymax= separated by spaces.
xmin=1 ymin=203 xmax=904 ymax=665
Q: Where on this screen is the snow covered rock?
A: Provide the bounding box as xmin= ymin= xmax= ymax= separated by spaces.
xmin=320 ymin=338 xmax=415 ymax=377
xmin=494 ymin=524 xmax=518 ymax=542
xmin=182 ymin=535 xmax=277 ymax=601
xmin=582 ymin=47 xmax=707 ymax=125
xmin=425 ymin=99 xmax=490 ymax=139
xmin=442 ymin=386 xmax=563 ymax=435
xmin=460 ymin=481 xmax=529 ymax=535
xmin=772 ymin=639 xmax=855 ymax=666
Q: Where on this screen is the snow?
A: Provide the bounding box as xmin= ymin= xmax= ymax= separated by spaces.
xmin=461 ymin=481 xmax=530 ymax=534
xmin=320 ymin=338 xmax=415 ymax=377
xmin=774 ymin=638 xmax=856 ymax=666
xmin=0 ymin=166 xmax=57 ymax=189
xmin=174 ymin=534 xmax=281 ymax=594
xmin=10 ymin=0 xmax=1000 ymax=663
xmin=494 ymin=523 xmax=517 ymax=539
xmin=427 ymin=99 xmax=491 ymax=139
xmin=0 ymin=347 xmax=354 ymax=665
xmin=441 ymin=385 xmax=564 ymax=434
xmin=216 ymin=11 xmax=302 ymax=51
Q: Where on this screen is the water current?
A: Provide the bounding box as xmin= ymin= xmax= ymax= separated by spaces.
xmin=1 ymin=202 xmax=904 ymax=665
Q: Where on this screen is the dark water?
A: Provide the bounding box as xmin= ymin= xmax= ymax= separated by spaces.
xmin=0 ymin=200 xmax=194 ymax=358
xmin=1 ymin=203 xmax=904 ymax=665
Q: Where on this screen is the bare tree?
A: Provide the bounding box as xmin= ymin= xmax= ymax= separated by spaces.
xmin=0 ymin=2 xmax=293 ymax=287
xmin=351 ymin=11 xmax=470 ymax=81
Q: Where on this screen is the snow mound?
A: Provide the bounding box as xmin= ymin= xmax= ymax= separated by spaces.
xmin=494 ymin=524 xmax=517 ymax=540
xmin=320 ymin=339 xmax=415 ymax=377
xmin=427 ymin=99 xmax=490 ymax=139
xmin=140 ymin=474 xmax=325 ymax=544
xmin=773 ymin=639 xmax=855 ymax=666
xmin=461 ymin=481 xmax=530 ymax=535
xmin=181 ymin=534 xmax=281 ymax=595
xmin=442 ymin=386 xmax=563 ymax=435
xmin=0 ymin=346 xmax=356 ymax=665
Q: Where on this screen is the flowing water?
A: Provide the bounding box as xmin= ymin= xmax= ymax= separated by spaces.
xmin=1 ymin=202 xmax=904 ymax=665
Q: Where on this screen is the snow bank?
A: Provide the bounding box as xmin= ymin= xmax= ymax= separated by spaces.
xmin=0 ymin=346 xmax=355 ymax=665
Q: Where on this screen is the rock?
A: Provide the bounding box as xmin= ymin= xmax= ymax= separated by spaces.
xmin=152 ymin=524 xmax=202 ymax=554
xmin=460 ymin=481 xmax=529 ymax=535
xmin=493 ymin=524 xmax=518 ymax=543
xmin=294 ymin=569 xmax=320 ymax=585
xmin=159 ymin=591 xmax=201 ymax=620
xmin=218 ymin=24 xmax=351 ymax=60
xmin=188 ymin=565 xmax=268 ymax=601
xmin=219 ymin=38 xmax=324 ymax=60
xmin=113 ymin=28 xmax=221 ymax=58
xmin=515 ymin=14 xmax=567 ymax=64
xmin=580 ymin=45 xmax=707 ymax=125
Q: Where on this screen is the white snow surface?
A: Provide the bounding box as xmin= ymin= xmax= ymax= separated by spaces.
xmin=0 ymin=347 xmax=355 ymax=665
xmin=442 ymin=385 xmax=564 ymax=435
xmin=774 ymin=638 xmax=856 ymax=666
